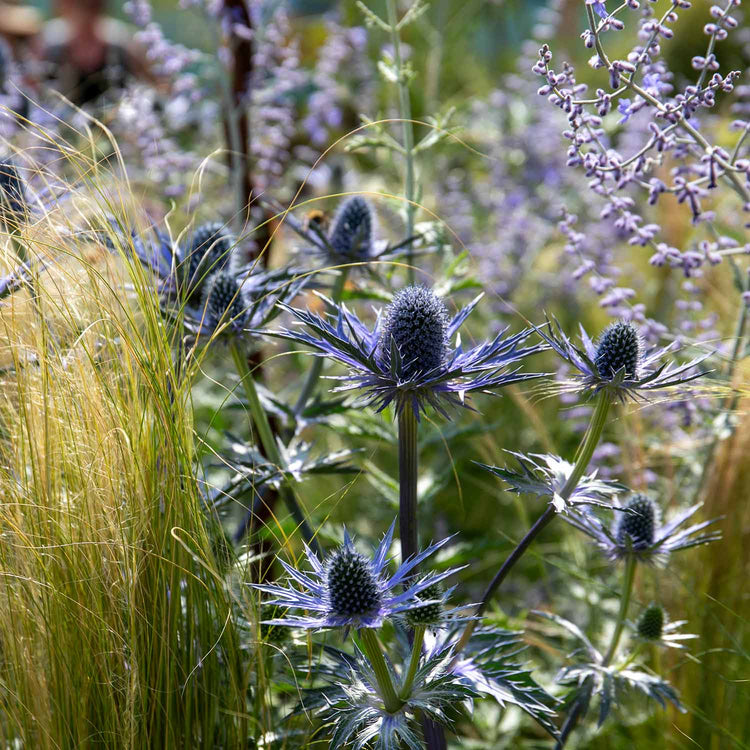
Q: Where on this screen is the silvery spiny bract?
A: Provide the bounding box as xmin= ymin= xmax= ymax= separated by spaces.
xmin=536 ymin=317 xmax=709 ymax=402
xmin=479 ymin=451 xmax=625 ymax=514
xmin=253 ymin=520 xmax=460 ymax=630
xmin=262 ymin=286 xmax=546 ymax=418
xmin=564 ymin=494 xmax=721 ymax=564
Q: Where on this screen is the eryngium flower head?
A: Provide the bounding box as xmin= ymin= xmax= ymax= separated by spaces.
xmin=0 ymin=157 xmax=27 ymax=221
xmin=594 ymin=321 xmax=641 ymax=380
xmin=637 ymin=604 xmax=665 ymax=641
xmin=201 ymin=271 xmax=247 ymax=327
xmin=327 ymin=545 xmax=383 ymax=618
xmin=183 ymin=222 xmax=235 ymax=294
xmin=616 ymin=494 xmax=658 ymax=550
xmin=563 ymin=497 xmax=721 ymax=565
xmin=328 ymin=196 xmax=374 ymax=258
xmin=405 ymin=582 xmax=444 ymax=627
xmin=253 ymin=520 xmax=460 ymax=631
xmin=536 ymin=316 xmax=709 ymax=403
xmin=378 ymin=286 xmax=449 ymax=379
xmin=261 ymin=290 xmax=545 ymax=418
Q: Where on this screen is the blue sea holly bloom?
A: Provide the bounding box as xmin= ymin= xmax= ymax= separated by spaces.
xmin=564 ymin=494 xmax=721 ymax=565
xmin=261 ymin=285 xmax=546 ymax=418
xmin=253 ymin=520 xmax=461 ymax=631
xmin=537 ymin=317 xmax=709 ymax=403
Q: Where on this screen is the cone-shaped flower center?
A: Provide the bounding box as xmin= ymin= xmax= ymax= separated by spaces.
xmin=594 ymin=321 xmax=640 ymax=379
xmin=201 ymin=271 xmax=246 ymax=323
xmin=616 ymin=494 xmax=657 ymax=549
xmin=329 ymin=196 xmax=373 ymax=258
xmin=637 ymin=604 xmax=665 ymax=640
xmin=379 ymin=286 xmax=449 ymax=378
xmin=327 ymin=546 xmax=382 ymax=617
xmin=406 ymin=582 xmax=443 ymax=627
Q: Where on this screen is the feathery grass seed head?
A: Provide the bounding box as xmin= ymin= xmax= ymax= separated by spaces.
xmin=637 ymin=604 xmax=665 ymax=640
xmin=616 ymin=494 xmax=658 ymax=549
xmin=326 ymin=546 xmax=382 ymax=618
xmin=594 ymin=321 xmax=641 ymax=380
xmin=379 ymin=286 xmax=449 ymax=378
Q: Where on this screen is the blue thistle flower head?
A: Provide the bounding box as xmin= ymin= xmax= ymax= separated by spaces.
xmin=637 ymin=604 xmax=665 ymax=641
xmin=183 ymin=222 xmax=235 ymax=294
xmin=564 ymin=495 xmax=721 ymax=565
xmin=252 ymin=520 xmax=462 ymax=631
xmin=378 ymin=286 xmax=450 ymax=379
xmin=0 ymin=157 xmax=27 ymax=221
xmin=616 ymin=493 xmax=658 ymax=550
xmin=201 ymin=270 xmax=247 ymax=328
xmin=594 ymin=321 xmax=641 ymax=380
xmin=536 ymin=315 xmax=710 ymax=403
xmin=262 ymin=289 xmax=546 ymax=418
xmin=328 ymin=196 xmax=374 ymax=259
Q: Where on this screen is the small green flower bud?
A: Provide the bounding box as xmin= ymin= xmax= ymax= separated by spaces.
xmin=405 ymin=582 xmax=444 ymax=627
xmin=637 ymin=604 xmax=665 ymax=640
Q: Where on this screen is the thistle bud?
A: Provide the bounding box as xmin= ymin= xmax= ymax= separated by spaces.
xmin=328 ymin=196 xmax=373 ymax=258
xmin=594 ymin=321 xmax=641 ymax=379
xmin=326 ymin=546 xmax=382 ymax=618
xmin=637 ymin=604 xmax=665 ymax=640
xmin=201 ymin=271 xmax=246 ymax=324
xmin=405 ymin=582 xmax=444 ymax=627
xmin=616 ymin=494 xmax=658 ymax=550
xmin=378 ymin=286 xmax=450 ymax=378
xmin=260 ymin=604 xmax=290 ymax=645
xmin=185 ymin=222 xmax=235 ymax=290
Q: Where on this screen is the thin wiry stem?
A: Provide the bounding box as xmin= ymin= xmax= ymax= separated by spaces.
xmin=399 ymin=624 xmax=425 ymax=700
xmin=385 ymin=0 xmax=417 ymax=284
xmin=455 ymin=393 xmax=611 ymax=654
xmin=603 ymin=554 xmax=637 ymax=666
xmin=230 ymin=343 xmax=322 ymax=557
xmin=294 ymin=268 xmax=349 ymax=416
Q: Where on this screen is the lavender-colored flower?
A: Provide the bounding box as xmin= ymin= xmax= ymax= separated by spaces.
xmin=537 ymin=317 xmax=709 ymax=402
xmin=262 ymin=286 xmax=546 ymax=418
xmin=563 ymin=496 xmax=721 ymax=565
xmin=253 ymin=521 xmax=459 ymax=631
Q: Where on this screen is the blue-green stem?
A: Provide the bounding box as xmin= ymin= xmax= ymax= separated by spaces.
xmin=385 ymin=0 xmax=417 ymax=285
xmin=399 ymin=623 xmax=425 ymax=700
xmin=230 ymin=343 xmax=322 ymax=558
xmin=398 ymin=407 xmax=419 ymax=564
xmin=455 ymin=392 xmax=611 ymax=654
xmin=602 ymin=554 xmax=637 ymax=666
xmin=360 ymin=628 xmax=403 ymax=714
xmin=293 ymin=268 xmax=349 ymax=416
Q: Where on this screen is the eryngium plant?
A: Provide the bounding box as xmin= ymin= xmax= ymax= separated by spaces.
xmin=262 ymin=286 xmax=546 ymax=418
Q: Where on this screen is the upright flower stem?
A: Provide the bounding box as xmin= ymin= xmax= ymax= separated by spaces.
xmin=602 ymin=555 xmax=636 ymax=666
xmin=385 ymin=0 xmax=417 ymax=284
xmin=556 ymin=555 xmax=637 ymax=749
xmin=399 ymin=624 xmax=425 ymax=700
xmin=360 ymin=628 xmax=403 ymax=714
xmin=293 ymin=268 xmax=349 ymax=416
xmin=230 ymin=343 xmax=322 ymax=558
xmin=398 ymin=407 xmax=419 ymax=564
xmin=455 ymin=393 xmax=611 ymax=654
